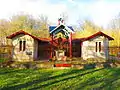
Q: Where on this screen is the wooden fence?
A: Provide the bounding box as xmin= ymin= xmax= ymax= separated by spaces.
xmin=0 ymin=45 xmax=13 ymax=62
xmin=109 ymin=47 xmax=120 ymax=57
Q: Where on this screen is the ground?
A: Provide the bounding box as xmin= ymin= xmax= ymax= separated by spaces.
xmin=0 ymin=68 xmax=120 ymax=90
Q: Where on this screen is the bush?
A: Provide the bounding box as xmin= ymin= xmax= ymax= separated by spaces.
xmin=0 ymin=58 xmax=7 ymax=63
xmin=84 ymin=63 xmax=96 ymax=69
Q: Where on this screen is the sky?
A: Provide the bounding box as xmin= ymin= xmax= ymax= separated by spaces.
xmin=0 ymin=0 xmax=120 ymax=28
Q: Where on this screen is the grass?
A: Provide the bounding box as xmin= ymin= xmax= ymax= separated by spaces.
xmin=0 ymin=68 xmax=120 ymax=90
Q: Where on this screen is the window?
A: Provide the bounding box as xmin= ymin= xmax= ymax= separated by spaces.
xmin=99 ymin=42 xmax=101 ymax=52
xmin=23 ymin=41 xmax=26 ymax=51
xmin=19 ymin=41 xmax=26 ymax=51
xmin=95 ymin=42 xmax=102 ymax=52
xmin=19 ymin=41 xmax=22 ymax=51
xmin=95 ymin=42 xmax=97 ymax=52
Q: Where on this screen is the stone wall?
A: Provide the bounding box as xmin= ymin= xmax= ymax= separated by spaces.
xmin=12 ymin=34 xmax=35 ymax=62
xmin=82 ymin=36 xmax=109 ymax=60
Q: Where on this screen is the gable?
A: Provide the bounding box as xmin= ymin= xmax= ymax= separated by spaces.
xmin=84 ymin=31 xmax=114 ymax=41
xmin=12 ymin=34 xmax=33 ymax=41
xmin=86 ymin=36 xmax=105 ymax=41
xmin=49 ymin=25 xmax=74 ymax=34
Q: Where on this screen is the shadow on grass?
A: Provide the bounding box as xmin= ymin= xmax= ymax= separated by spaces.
xmin=1 ymin=68 xmax=104 ymax=90
xmin=0 ymin=68 xmax=39 ymax=75
xmin=0 ymin=68 xmax=22 ymax=75
xmin=0 ymin=62 xmax=118 ymax=90
xmin=72 ymin=68 xmax=120 ymax=90
xmin=1 ymin=69 xmax=53 ymax=90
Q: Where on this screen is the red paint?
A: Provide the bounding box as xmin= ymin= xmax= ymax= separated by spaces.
xmin=55 ymin=64 xmax=71 ymax=67
xmin=50 ymin=35 xmax=54 ymax=58
xmin=69 ymin=32 xmax=72 ymax=58
xmin=58 ymin=20 xmax=60 ymax=25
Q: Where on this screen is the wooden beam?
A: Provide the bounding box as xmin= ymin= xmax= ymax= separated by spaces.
xmin=69 ymin=32 xmax=72 ymax=58
xmin=50 ymin=34 xmax=54 ymax=58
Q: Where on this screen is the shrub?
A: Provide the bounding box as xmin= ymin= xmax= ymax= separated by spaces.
xmin=0 ymin=58 xmax=8 ymax=63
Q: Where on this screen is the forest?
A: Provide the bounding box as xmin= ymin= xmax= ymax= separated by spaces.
xmin=0 ymin=14 xmax=120 ymax=48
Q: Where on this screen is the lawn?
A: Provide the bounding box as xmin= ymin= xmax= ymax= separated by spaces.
xmin=0 ymin=68 xmax=120 ymax=90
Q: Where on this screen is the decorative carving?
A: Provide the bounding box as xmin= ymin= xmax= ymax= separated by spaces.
xmin=58 ymin=36 xmax=63 ymax=49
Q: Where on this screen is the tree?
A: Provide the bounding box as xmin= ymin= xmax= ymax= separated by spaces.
xmin=0 ymin=14 xmax=50 ymax=46
xmin=9 ymin=14 xmax=49 ymax=37
xmin=108 ymin=13 xmax=120 ymax=29
xmin=107 ymin=13 xmax=120 ymax=47
xmin=10 ymin=14 xmax=35 ymax=33
xmin=0 ymin=19 xmax=11 ymax=45
xmin=73 ymin=20 xmax=102 ymax=38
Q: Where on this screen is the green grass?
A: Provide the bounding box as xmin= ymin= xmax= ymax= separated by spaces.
xmin=0 ymin=68 xmax=120 ymax=90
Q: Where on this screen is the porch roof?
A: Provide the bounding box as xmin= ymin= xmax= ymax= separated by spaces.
xmin=6 ymin=30 xmax=50 ymax=42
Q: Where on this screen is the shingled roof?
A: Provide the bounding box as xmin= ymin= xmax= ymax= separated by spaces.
xmin=7 ymin=30 xmax=114 ymax=43
xmin=72 ymin=31 xmax=114 ymax=42
xmin=84 ymin=31 xmax=114 ymax=41
xmin=6 ymin=30 xmax=50 ymax=42
xmin=49 ymin=25 xmax=74 ymax=32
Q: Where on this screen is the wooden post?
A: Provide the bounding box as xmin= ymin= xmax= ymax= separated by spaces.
xmin=69 ymin=32 xmax=72 ymax=58
xmin=50 ymin=34 xmax=54 ymax=58
xmin=52 ymin=34 xmax=54 ymax=58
